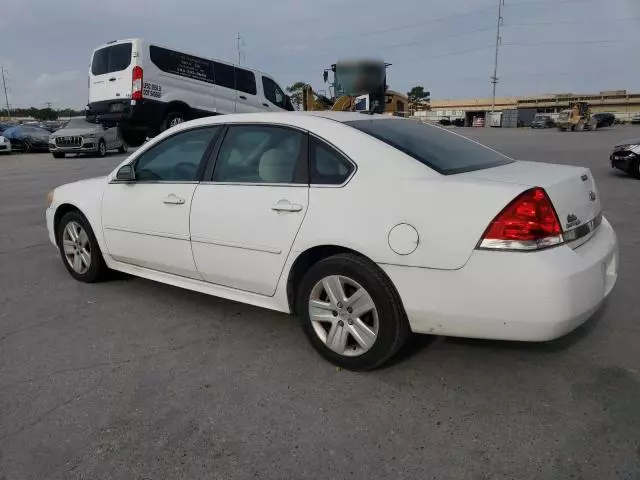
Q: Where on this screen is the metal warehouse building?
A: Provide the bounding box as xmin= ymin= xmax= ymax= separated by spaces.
xmin=423 ymin=90 xmax=640 ymax=127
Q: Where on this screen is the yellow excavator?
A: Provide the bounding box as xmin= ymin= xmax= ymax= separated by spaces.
xmin=302 ymin=60 xmax=407 ymax=115
xmin=557 ymin=102 xmax=596 ymax=131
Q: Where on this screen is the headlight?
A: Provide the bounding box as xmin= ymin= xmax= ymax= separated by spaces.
xmin=83 ymin=133 xmax=96 ymax=138
xmin=46 ymin=190 xmax=55 ymax=208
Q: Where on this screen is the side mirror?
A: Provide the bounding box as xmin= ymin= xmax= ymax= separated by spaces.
xmin=115 ymin=164 xmax=135 ymax=182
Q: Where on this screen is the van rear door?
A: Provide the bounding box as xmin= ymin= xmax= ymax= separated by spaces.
xmin=89 ymin=42 xmax=134 ymax=104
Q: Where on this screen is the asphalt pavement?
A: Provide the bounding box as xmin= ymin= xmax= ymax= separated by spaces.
xmin=1 ymin=126 xmax=639 ymax=480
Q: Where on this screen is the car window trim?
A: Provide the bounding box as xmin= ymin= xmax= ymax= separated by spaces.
xmin=308 ymin=133 xmax=357 ymax=188
xmin=109 ymin=125 xmax=222 ymax=184
xmin=203 ymin=123 xmax=310 ymax=186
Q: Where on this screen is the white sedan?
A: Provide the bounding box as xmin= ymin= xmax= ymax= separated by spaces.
xmin=0 ymin=135 xmax=11 ymax=154
xmin=46 ymin=112 xmax=618 ymax=370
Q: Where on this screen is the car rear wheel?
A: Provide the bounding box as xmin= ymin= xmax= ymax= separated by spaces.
xmin=56 ymin=211 xmax=109 ymax=283
xmin=296 ymin=253 xmax=409 ymax=371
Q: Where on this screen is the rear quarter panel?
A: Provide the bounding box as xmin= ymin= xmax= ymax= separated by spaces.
xmin=289 ymin=121 xmax=527 ymax=270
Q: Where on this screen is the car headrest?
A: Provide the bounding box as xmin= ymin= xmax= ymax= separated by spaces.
xmin=259 ymin=148 xmax=295 ymax=183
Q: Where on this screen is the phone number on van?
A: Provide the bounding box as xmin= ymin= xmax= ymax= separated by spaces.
xmin=143 ymin=82 xmax=162 ymax=99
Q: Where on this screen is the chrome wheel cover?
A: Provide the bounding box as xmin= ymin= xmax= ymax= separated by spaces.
xmin=62 ymin=221 xmax=91 ymax=274
xmin=309 ymin=275 xmax=379 ymax=357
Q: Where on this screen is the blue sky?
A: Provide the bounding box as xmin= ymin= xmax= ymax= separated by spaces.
xmin=1 ymin=0 xmax=639 ymax=108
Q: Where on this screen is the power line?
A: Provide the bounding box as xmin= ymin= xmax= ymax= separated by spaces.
xmin=505 ymin=16 xmax=640 ymax=26
xmin=504 ymin=39 xmax=629 ymax=47
xmin=281 ymin=5 xmax=497 ymax=47
xmin=378 ymin=25 xmax=495 ymax=51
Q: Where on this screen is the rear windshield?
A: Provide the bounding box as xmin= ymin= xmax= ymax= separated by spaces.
xmin=91 ymin=43 xmax=132 ymax=75
xmin=345 ymin=118 xmax=513 ymax=175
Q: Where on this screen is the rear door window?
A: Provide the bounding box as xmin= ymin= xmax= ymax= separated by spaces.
xmin=91 ymin=43 xmax=132 ymax=75
xmin=345 ymin=118 xmax=513 ymax=175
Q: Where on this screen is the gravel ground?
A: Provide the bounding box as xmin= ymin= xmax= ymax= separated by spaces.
xmin=1 ymin=126 xmax=639 ymax=480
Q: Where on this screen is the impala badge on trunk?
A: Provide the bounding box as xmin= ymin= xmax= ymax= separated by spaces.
xmin=589 ymin=191 xmax=597 ymax=202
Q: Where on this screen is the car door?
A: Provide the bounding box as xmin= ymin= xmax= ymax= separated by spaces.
xmin=101 ymin=126 xmax=220 ymax=278
xmin=261 ymin=75 xmax=289 ymax=112
xmin=212 ymin=61 xmax=238 ymax=113
xmin=190 ymin=124 xmax=309 ymax=296
xmin=234 ymin=68 xmax=261 ymax=113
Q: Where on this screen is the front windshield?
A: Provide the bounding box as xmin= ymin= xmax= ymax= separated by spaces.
xmin=334 ymin=62 xmax=385 ymax=97
xmin=66 ymin=118 xmax=93 ymax=129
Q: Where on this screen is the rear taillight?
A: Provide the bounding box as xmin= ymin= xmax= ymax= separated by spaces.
xmin=478 ymin=187 xmax=563 ymax=251
xmin=132 ymin=66 xmax=143 ymax=100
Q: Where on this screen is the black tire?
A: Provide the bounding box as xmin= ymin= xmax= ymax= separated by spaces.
xmin=120 ymin=128 xmax=147 ymax=147
xmin=629 ymin=159 xmax=640 ymax=180
xmin=96 ymin=139 xmax=107 ymax=158
xmin=56 ymin=211 xmax=109 ymax=283
xmin=52 ymin=152 xmax=65 ymax=159
xmin=296 ymin=253 xmax=409 ymax=371
xmin=117 ymin=144 xmax=128 ymax=154
xmin=23 ymin=139 xmax=32 ymax=153
xmin=160 ymin=109 xmax=188 ymax=132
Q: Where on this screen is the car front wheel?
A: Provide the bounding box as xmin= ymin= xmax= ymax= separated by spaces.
xmin=57 ymin=211 xmax=108 ymax=283
xmin=296 ymin=253 xmax=409 ymax=370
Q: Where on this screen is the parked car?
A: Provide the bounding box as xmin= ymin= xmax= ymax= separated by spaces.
xmin=631 ymin=114 xmax=640 ymax=125
xmin=86 ymin=38 xmax=295 ymax=147
xmin=0 ymin=122 xmax=14 ymax=133
xmin=592 ymin=112 xmax=616 ymax=128
xmin=0 ymin=135 xmax=11 ymax=154
xmin=2 ymin=125 xmax=50 ymax=152
xmin=49 ymin=117 xmax=127 ymax=158
xmin=45 ymin=112 xmax=618 ymax=370
xmin=610 ymin=139 xmax=640 ymax=178
xmin=531 ymin=115 xmax=554 ymax=129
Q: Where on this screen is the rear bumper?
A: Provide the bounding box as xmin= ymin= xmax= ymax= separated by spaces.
xmin=382 ymin=217 xmax=618 ymax=342
xmin=86 ymin=99 xmax=165 ymax=129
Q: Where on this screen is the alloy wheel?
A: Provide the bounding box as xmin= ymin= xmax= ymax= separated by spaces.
xmin=62 ymin=221 xmax=91 ymax=274
xmin=308 ymin=275 xmax=379 ymax=357
xmin=169 ymin=117 xmax=184 ymax=127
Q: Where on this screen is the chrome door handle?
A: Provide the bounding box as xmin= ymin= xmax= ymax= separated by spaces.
xmin=271 ymin=201 xmax=302 ymax=212
xmin=163 ymin=194 xmax=185 ymax=205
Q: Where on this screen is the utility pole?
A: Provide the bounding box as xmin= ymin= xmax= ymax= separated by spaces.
xmin=490 ymin=0 xmax=504 ymax=113
xmin=1 ymin=66 xmax=11 ymax=120
xmin=237 ymin=32 xmax=245 ymax=65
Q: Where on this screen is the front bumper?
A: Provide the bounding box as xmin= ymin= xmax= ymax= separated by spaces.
xmin=382 ymin=217 xmax=618 ymax=341
xmin=610 ymin=151 xmax=637 ymax=171
xmin=0 ymin=142 xmax=10 ymax=153
xmin=49 ymin=141 xmax=98 ymax=153
xmin=46 ymin=207 xmax=56 ymax=247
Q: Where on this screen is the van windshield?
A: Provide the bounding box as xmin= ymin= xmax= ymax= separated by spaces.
xmin=91 ymin=43 xmax=132 ymax=75
xmin=345 ymin=118 xmax=513 ymax=175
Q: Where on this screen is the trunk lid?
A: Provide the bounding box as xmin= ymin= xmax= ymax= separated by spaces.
xmin=463 ymin=160 xmax=601 ymax=243
xmin=88 ymin=41 xmax=134 ymax=104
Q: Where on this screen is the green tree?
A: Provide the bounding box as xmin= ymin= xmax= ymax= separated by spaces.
xmin=407 ymin=85 xmax=430 ymax=111
xmin=286 ymin=81 xmax=308 ymax=110
xmin=33 ymin=107 xmax=58 ymax=121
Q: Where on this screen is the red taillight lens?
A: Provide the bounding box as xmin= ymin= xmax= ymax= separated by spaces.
xmin=479 ymin=187 xmax=563 ymax=251
xmin=131 ymin=66 xmax=143 ymax=100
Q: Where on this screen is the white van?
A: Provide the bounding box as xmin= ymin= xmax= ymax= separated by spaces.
xmin=86 ymin=38 xmax=295 ymax=146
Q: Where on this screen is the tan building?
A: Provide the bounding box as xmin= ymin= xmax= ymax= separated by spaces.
xmin=430 ymin=90 xmax=640 ymax=121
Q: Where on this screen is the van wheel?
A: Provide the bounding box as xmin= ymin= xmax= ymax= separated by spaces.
xmin=161 ymin=109 xmax=188 ymax=132
xmin=120 ymin=128 xmax=146 ymax=147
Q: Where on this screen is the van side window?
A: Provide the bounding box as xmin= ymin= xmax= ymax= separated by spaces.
xmin=235 ymin=68 xmax=257 ymax=95
xmin=149 ymin=46 xmax=214 ymax=84
xmin=214 ymin=62 xmax=235 ymax=90
xmin=262 ymin=76 xmax=286 ymax=109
